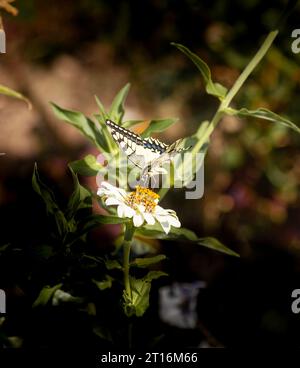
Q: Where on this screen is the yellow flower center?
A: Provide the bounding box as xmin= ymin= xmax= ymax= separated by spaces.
xmin=125 ymin=186 xmax=159 ymax=213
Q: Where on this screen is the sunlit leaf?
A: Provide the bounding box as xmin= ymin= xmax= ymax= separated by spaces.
xmin=50 ymin=103 xmax=108 ymax=151
xmin=141 ymin=118 xmax=178 ymax=138
xmin=123 ymin=271 xmax=167 ymax=317
xmin=94 ymin=95 xmax=108 ymax=121
xmin=131 ymin=254 xmax=167 ymax=268
xmin=225 ymin=107 xmax=300 ymax=135
xmin=109 ymin=83 xmax=130 ymax=124
xmin=172 ymin=43 xmax=227 ymax=100
xmin=0 ymin=84 xmax=31 ymax=109
xmin=122 ymin=120 xmax=144 ymax=129
xmin=136 ymin=224 xmax=239 ymax=257
xmin=69 ymin=154 xmax=103 ymax=176
xmin=32 ymin=283 xmax=63 ymax=308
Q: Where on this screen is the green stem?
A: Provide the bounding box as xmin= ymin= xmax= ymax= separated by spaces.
xmin=123 ymin=221 xmax=134 ymax=299
xmin=221 ymin=30 xmax=278 ymax=109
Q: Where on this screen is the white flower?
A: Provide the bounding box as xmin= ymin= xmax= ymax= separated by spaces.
xmin=97 ymin=182 xmax=181 ymax=234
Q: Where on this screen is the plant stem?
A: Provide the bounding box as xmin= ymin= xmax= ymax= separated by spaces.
xmin=197 ymin=30 xmax=278 ymax=148
xmin=123 ymin=221 xmax=134 ymax=299
xmin=222 ymin=30 xmax=278 ymax=108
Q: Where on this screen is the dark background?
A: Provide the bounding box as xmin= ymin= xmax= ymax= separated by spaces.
xmin=1 ymin=0 xmax=300 ymax=348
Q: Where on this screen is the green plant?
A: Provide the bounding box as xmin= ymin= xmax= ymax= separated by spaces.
xmin=31 ymin=30 xmax=300 ymax=345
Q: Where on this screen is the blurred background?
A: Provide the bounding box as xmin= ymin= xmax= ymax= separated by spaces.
xmin=1 ymin=0 xmax=300 ymax=348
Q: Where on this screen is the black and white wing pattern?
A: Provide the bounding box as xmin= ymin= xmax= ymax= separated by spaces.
xmin=106 ymin=119 xmax=169 ymax=168
xmin=105 ymin=119 xmax=190 ymax=186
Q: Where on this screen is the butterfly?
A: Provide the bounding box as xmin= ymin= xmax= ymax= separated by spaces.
xmin=105 ymin=119 xmax=191 ymax=187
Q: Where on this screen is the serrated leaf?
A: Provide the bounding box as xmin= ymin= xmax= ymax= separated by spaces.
xmin=131 ymin=254 xmax=167 ymax=268
xmin=136 ymin=224 xmax=239 ymax=257
xmin=123 ymin=271 xmax=167 ymax=317
xmin=32 ymin=283 xmax=63 ymax=308
xmin=93 ymin=275 xmax=114 ymax=290
xmin=0 ymin=84 xmax=31 ymax=109
xmin=141 ymin=118 xmax=178 ymax=138
xmin=109 ymin=83 xmax=130 ymax=124
xmin=50 ymin=103 xmax=108 ymax=151
xmin=32 ymin=164 xmax=68 ymax=237
xmin=226 ymin=107 xmax=300 ymax=135
xmin=69 ymin=154 xmax=102 ymax=176
xmin=172 ymin=43 xmax=227 ymax=100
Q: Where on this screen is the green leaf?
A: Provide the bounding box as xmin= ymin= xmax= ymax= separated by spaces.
xmin=123 ymin=271 xmax=167 ymax=317
xmin=93 ymin=275 xmax=114 ymax=290
xmin=131 ymin=254 xmax=167 ymax=268
xmin=66 ymin=167 xmax=92 ymax=218
xmin=94 ymin=95 xmax=108 ymax=121
xmin=0 ymin=84 xmax=32 ymax=109
xmin=109 ymin=83 xmax=130 ymax=124
xmin=32 ymin=164 xmax=68 ymax=237
xmin=50 ymin=103 xmax=108 ymax=151
xmin=69 ymin=154 xmax=103 ymax=176
xmin=225 ymin=107 xmax=300 ymax=135
xmin=32 ymin=283 xmax=63 ymax=308
xmin=104 ymin=259 xmax=123 ymax=270
xmin=85 ymin=214 xmax=129 ymax=225
xmin=172 ymin=43 xmax=227 ymax=100
xmin=136 ymin=224 xmax=239 ymax=257
xmin=122 ymin=120 xmax=144 ymax=129
xmin=75 ymin=214 xmax=128 ymax=240
xmin=141 ymin=118 xmax=178 ymax=138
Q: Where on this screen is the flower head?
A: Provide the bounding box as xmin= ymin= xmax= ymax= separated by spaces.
xmin=97 ymin=182 xmax=181 ymax=234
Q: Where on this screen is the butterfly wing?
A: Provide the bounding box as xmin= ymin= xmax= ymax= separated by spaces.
xmin=106 ymin=119 xmax=191 ymax=187
xmin=105 ymin=120 xmax=166 ymax=169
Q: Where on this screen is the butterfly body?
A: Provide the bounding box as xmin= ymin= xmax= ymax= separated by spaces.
xmin=105 ymin=119 xmax=190 ymax=187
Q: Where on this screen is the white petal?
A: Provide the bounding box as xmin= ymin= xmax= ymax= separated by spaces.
xmin=123 ymin=205 xmax=135 ymax=218
xmin=156 ymin=216 xmax=171 ymax=234
xmin=117 ymin=204 xmax=125 ymax=218
xmin=166 ymin=215 xmax=181 ymax=228
xmin=154 ymin=205 xmax=168 ymax=215
xmin=105 ymin=197 xmax=122 ymax=206
xmin=99 ymin=181 xmax=127 ymax=199
xmin=143 ymin=212 xmax=155 ymax=225
xmin=133 ymin=213 xmax=144 ymax=227
xmin=97 ymin=187 xmax=106 ymax=196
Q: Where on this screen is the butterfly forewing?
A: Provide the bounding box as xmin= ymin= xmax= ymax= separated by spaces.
xmin=106 ymin=120 xmax=167 ymax=168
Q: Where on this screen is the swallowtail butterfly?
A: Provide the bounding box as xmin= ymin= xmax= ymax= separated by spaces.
xmin=105 ymin=119 xmax=190 ymax=187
